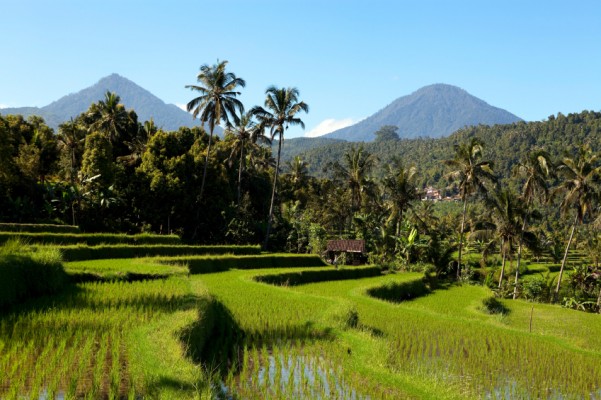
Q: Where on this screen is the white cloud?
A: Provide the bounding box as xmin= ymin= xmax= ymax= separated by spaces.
xmin=176 ymin=103 xmax=189 ymax=112
xmin=305 ymin=118 xmax=356 ymax=138
xmin=0 ymin=103 xmax=9 ymax=109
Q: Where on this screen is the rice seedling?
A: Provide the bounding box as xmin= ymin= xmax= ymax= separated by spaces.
xmin=0 ymin=277 xmax=211 ymax=399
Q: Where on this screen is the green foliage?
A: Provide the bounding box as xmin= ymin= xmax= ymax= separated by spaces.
xmin=254 ymin=266 xmax=382 ymax=286
xmin=522 ymin=275 xmax=552 ymax=302
xmin=366 ymin=278 xmax=431 ymax=303
xmin=0 ymin=239 xmax=67 ymax=308
xmin=481 ymin=295 xmax=509 ymax=315
xmin=373 ymin=125 xmax=400 ymax=142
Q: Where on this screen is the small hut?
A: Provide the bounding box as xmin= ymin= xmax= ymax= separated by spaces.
xmin=326 ymin=239 xmax=366 ymax=265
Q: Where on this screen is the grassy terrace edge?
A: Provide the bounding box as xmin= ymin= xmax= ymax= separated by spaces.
xmin=55 ymin=244 xmax=261 ymax=261
xmin=0 ymin=232 xmax=181 ymax=246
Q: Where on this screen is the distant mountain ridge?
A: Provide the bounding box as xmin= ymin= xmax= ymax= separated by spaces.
xmin=0 ymin=74 xmax=211 ymax=132
xmin=323 ymin=84 xmax=522 ymax=141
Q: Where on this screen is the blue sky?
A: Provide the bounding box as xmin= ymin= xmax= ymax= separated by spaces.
xmin=1 ymin=0 xmax=600 ymax=138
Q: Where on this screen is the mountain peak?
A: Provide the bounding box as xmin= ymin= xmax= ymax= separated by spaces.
xmin=323 ymin=84 xmax=521 ymax=141
xmin=1 ymin=74 xmax=204 ymax=132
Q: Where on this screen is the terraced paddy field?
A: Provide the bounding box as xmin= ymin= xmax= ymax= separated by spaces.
xmin=1 ymin=225 xmax=600 ymax=399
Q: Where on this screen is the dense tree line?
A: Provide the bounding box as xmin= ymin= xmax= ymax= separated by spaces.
xmin=1 ymin=63 xmax=600 ymax=308
xmin=282 ymin=111 xmax=601 ymax=187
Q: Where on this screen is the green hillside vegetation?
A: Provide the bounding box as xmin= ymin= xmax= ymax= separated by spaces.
xmin=1 ymin=61 xmax=601 ymax=396
xmin=1 ymin=218 xmax=601 ymax=398
xmin=282 ymin=110 xmax=601 ymax=187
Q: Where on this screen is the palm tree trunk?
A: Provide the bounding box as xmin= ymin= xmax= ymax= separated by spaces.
xmin=457 ymin=197 xmax=468 ymax=278
xmin=263 ymin=132 xmax=282 ymax=250
xmin=498 ymin=238 xmax=507 ymax=288
xmin=554 ymin=214 xmax=579 ymax=301
xmin=513 ymin=216 xmax=528 ymax=299
xmin=199 ymin=128 xmax=214 ymax=204
xmin=237 ymin=140 xmax=245 ymax=205
xmin=70 ymin=148 xmax=76 ymax=226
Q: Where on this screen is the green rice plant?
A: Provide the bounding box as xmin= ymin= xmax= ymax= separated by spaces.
xmin=64 ymin=258 xmax=188 ymax=282
xmin=0 ymin=277 xmax=212 ymax=399
xmin=156 ymin=253 xmax=326 ymax=274
xmin=0 ymin=232 xmax=181 ymax=246
xmin=0 ymin=239 xmax=67 ymax=309
xmin=57 ymin=243 xmax=261 ymax=261
xmin=0 ymin=223 xmax=81 ymax=234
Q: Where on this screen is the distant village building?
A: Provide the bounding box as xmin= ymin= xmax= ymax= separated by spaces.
xmin=422 ymin=186 xmax=442 ymax=201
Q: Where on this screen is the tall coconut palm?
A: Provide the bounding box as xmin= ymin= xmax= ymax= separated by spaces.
xmin=186 ymin=60 xmax=246 ymax=204
xmin=225 ymin=113 xmax=270 ymax=205
xmin=444 ymin=137 xmax=496 ymax=278
xmin=485 ymin=189 xmax=525 ymax=289
xmin=512 ymin=149 xmax=553 ymax=299
xmin=57 ymin=118 xmax=86 ymax=225
xmin=331 ymin=145 xmax=377 ymax=215
xmin=88 ymin=92 xmax=131 ymax=144
xmin=57 ymin=118 xmax=86 ymax=185
xmin=552 ymin=145 xmax=601 ymax=300
xmin=382 ymin=159 xmax=419 ymax=236
xmin=250 ymin=86 xmax=308 ymax=250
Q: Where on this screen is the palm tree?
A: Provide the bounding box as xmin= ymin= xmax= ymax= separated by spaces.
xmin=512 ymin=149 xmax=553 ymax=299
xmin=444 ymin=137 xmax=496 ymax=278
xmin=57 ymin=118 xmax=86 ymax=185
xmin=117 ymin=119 xmax=158 ymax=167
xmin=287 ymin=156 xmax=309 ymax=189
xmin=331 ymin=145 xmax=377 ymax=215
xmin=250 ymin=86 xmax=308 ymax=250
xmin=57 ymin=118 xmax=86 ymax=225
xmin=382 ymin=159 xmax=419 ymax=236
xmin=486 ymin=189 xmax=524 ymax=289
xmin=225 ymin=113 xmax=270 ymax=205
xmin=186 ymin=60 xmax=246 ymax=204
xmin=552 ymin=145 xmax=601 ymax=300
xmin=87 ymin=92 xmax=131 ymax=144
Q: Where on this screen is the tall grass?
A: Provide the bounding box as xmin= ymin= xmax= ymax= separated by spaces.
xmin=0 ymin=232 xmax=181 ymax=246
xmin=159 ymin=254 xmax=326 ymax=274
xmin=0 ymin=239 xmax=67 ymax=309
xmin=57 ymin=243 xmax=261 ymax=261
xmin=0 ymin=223 xmax=80 ymax=234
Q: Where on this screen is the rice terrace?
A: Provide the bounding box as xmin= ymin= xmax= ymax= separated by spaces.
xmin=2 ymin=2 xmax=601 ymax=399
xmin=2 ymin=73 xmax=601 ymax=400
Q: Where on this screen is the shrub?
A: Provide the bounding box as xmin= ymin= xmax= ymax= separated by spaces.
xmin=330 ymin=301 xmax=359 ymax=330
xmin=254 ymin=266 xmax=381 ymax=286
xmin=0 ymin=239 xmax=67 ymax=309
xmin=366 ymin=279 xmax=431 ymax=303
xmin=481 ymin=296 xmax=509 ymax=315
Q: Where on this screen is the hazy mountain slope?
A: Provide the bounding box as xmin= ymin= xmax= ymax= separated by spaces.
xmin=323 ymin=84 xmax=522 ymax=141
xmin=0 ymin=74 xmax=214 ymax=132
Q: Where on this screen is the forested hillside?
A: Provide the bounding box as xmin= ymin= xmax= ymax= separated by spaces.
xmin=282 ymin=110 xmax=601 ymax=188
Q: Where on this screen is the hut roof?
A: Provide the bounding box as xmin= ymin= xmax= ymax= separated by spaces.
xmin=327 ymin=239 xmax=365 ymax=253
